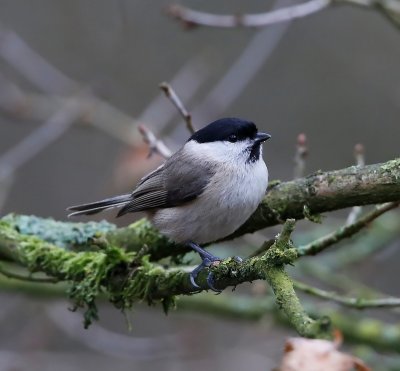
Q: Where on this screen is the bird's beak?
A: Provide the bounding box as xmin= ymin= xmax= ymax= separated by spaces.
xmin=255 ymin=132 xmax=271 ymax=143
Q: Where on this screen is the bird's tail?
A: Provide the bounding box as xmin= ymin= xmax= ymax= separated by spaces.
xmin=67 ymin=194 xmax=132 ymax=217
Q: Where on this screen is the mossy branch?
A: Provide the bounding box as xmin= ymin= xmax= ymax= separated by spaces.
xmin=293 ymin=280 xmax=400 ymax=309
xmin=0 ymin=158 xmax=399 ymax=333
xmin=231 ymin=158 xmax=400 ymax=239
xmin=0 ymin=217 xmax=329 ymax=337
xmin=2 ymin=158 xmax=399 ymax=262
xmin=297 ymin=201 xmax=399 ymax=256
xmin=262 ymin=219 xmax=331 ymax=338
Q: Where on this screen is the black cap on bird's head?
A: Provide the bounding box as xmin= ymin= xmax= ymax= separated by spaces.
xmin=189 ymin=117 xmax=271 ymax=144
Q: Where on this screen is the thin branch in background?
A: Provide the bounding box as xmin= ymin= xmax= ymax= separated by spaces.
xmin=138 ymin=125 xmax=172 ymax=159
xmin=297 ymin=202 xmax=399 ymax=256
xmin=346 ymin=143 xmax=365 ymax=225
xmin=167 ymin=0 xmax=331 ymax=29
xmin=294 ymin=280 xmax=400 ymax=309
xmin=0 ymin=263 xmax=58 ymax=283
xmin=0 ymin=24 xmax=77 ymax=94
xmin=293 ymin=133 xmax=308 ymax=179
xmin=139 ymin=55 xmax=207 ymax=135
xmin=159 ymin=82 xmax=195 ymax=134
xmin=0 ymin=97 xmax=83 ymax=183
xmin=354 ymin=143 xmax=365 ymax=167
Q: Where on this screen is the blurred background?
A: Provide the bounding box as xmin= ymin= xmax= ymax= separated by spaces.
xmin=0 ymin=1 xmax=399 ymax=370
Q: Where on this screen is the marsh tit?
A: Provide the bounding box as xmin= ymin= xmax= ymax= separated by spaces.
xmin=68 ymin=118 xmax=271 ymax=291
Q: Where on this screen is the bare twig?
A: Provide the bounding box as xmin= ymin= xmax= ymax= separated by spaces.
xmin=297 ymin=202 xmax=399 ymax=256
xmin=139 ymin=56 xmax=207 ymax=133
xmin=346 ymin=143 xmax=365 ymax=225
xmin=167 ymin=0 xmax=331 ymax=29
xmin=294 ymin=280 xmax=400 ymax=309
xmin=159 ymin=82 xmax=195 ymax=134
xmin=294 ymin=133 xmax=308 ymax=179
xmin=138 ymin=125 xmax=172 ymax=159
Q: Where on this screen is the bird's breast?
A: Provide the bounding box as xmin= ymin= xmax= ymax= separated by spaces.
xmin=151 ymin=160 xmax=268 ymax=244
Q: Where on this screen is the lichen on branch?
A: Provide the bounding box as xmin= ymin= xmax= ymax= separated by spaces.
xmin=0 ymin=158 xmax=399 ymax=333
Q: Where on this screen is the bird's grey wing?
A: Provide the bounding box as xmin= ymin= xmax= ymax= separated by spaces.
xmin=117 ymin=151 xmax=214 ymax=216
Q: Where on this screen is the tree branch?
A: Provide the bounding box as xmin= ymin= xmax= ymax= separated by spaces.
xmin=0 ymin=216 xmax=332 ymax=338
xmin=294 ymin=280 xmax=400 ymax=309
xmin=167 ymin=0 xmax=400 ymax=30
xmin=167 ymin=0 xmax=331 ymax=29
xmin=0 ymin=158 xmax=398 ymax=330
xmin=159 ymin=82 xmax=195 ymax=134
xmin=262 ymin=219 xmax=332 ymax=338
xmin=138 ymin=124 xmax=172 ymax=159
xmin=297 ymin=202 xmax=399 ymax=256
xmin=1 ymin=159 xmax=399 ymax=262
xmin=230 ymin=158 xmax=400 ymax=239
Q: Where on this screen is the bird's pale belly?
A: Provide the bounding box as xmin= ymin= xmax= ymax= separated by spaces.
xmin=151 ymin=162 xmax=268 ymax=244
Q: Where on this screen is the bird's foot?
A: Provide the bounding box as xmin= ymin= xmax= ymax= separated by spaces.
xmin=189 ymin=255 xmax=222 ymax=293
xmin=186 ymin=242 xmax=243 ymax=293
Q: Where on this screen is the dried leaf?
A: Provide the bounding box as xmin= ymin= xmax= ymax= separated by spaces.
xmin=279 ymin=334 xmax=370 ymax=371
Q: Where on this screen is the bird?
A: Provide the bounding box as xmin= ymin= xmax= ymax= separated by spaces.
xmin=68 ymin=117 xmax=270 ymax=291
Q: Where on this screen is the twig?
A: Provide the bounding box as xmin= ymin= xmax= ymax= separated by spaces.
xmin=167 ymin=0 xmax=331 ymax=29
xmin=294 ymin=280 xmax=400 ymax=309
xmin=0 ymin=263 xmax=57 ymax=283
xmin=346 ymin=143 xmax=365 ymax=225
xmin=138 ymin=125 xmax=172 ymax=159
xmin=297 ymin=202 xmax=399 ymax=256
xmin=294 ymin=133 xmax=308 ymax=179
xmin=159 ymin=82 xmax=195 ymax=134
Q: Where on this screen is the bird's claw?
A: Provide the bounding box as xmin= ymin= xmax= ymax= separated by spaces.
xmin=189 ymin=255 xmax=222 ymax=292
xmin=186 ymin=242 xmax=243 ymax=293
xmin=206 ymin=272 xmax=222 ymax=293
xmin=189 ymin=273 xmax=201 ymax=289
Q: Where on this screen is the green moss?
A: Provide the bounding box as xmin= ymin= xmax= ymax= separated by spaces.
xmin=381 ymin=158 xmax=400 ymax=172
xmin=303 ymin=205 xmax=323 ymax=224
xmin=267 ymin=179 xmax=281 ymax=189
xmin=381 ymin=158 xmax=400 ymax=181
xmin=110 ymin=255 xmax=179 ymax=314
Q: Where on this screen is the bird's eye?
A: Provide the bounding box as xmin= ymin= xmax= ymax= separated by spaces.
xmin=228 ymin=134 xmax=237 ymax=143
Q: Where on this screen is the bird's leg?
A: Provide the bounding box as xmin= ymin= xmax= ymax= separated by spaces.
xmin=187 ymin=242 xmax=222 ymax=292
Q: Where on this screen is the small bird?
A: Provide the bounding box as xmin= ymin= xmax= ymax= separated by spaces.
xmin=68 ymin=118 xmax=270 ymax=291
